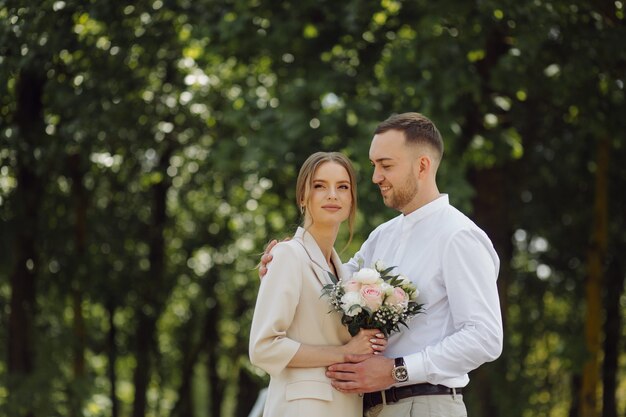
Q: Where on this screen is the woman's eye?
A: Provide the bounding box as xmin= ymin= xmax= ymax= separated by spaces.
xmin=339 ymin=185 xmax=350 ymax=190
xmin=314 ymin=184 xmax=324 ymax=189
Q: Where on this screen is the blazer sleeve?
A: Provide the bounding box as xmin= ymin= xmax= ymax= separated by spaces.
xmin=249 ymin=242 xmax=303 ymax=376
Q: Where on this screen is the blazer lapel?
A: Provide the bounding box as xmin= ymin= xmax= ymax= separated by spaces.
xmin=330 ymin=249 xmax=347 ymax=283
xmin=294 ymin=227 xmax=337 ymax=286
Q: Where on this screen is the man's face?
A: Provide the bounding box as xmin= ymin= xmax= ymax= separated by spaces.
xmin=369 ymin=130 xmax=419 ymax=213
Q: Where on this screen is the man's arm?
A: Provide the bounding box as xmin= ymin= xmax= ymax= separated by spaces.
xmin=403 ymin=229 xmax=503 ymax=385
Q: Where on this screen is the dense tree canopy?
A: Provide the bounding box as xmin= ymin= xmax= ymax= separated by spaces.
xmin=1 ymin=1 xmax=624 ymax=417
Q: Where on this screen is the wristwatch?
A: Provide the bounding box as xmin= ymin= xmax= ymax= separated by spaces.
xmin=392 ymin=357 xmax=409 ymax=383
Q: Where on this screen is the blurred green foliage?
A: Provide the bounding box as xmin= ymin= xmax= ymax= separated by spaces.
xmin=1 ymin=1 xmax=625 ymax=417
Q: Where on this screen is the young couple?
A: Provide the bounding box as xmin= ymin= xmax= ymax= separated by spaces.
xmin=249 ymin=112 xmax=503 ymax=417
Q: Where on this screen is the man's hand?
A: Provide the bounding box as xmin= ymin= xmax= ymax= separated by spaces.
xmin=258 ymin=240 xmax=276 ymax=279
xmin=258 ymin=239 xmax=285 ymax=279
xmin=326 ymin=354 xmax=396 ymax=394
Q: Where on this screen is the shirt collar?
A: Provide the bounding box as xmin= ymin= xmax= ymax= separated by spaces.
xmin=402 ymin=194 xmax=449 ymax=227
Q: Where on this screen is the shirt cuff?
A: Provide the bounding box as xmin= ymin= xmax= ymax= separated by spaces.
xmin=403 ymin=351 xmax=428 ymax=385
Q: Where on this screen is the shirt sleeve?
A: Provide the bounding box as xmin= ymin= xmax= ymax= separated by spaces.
xmin=249 ymin=243 xmax=303 ymax=377
xmin=404 ymin=228 xmax=503 ymax=385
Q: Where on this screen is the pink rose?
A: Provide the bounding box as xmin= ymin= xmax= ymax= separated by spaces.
xmin=385 ymin=287 xmax=408 ymax=308
xmin=342 ymin=279 xmax=362 ymax=293
xmin=360 ymin=284 xmax=383 ymax=310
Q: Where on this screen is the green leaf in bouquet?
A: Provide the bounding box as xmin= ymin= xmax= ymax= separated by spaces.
xmin=346 ymin=305 xmax=360 ymax=314
xmin=377 ymin=326 xmax=390 ymax=338
xmin=348 ymin=321 xmax=361 ymax=337
xmin=388 ymin=275 xmax=402 ymax=285
xmin=361 ymin=306 xmax=373 ymax=317
xmin=320 ymin=284 xmax=335 ymax=298
xmin=380 ymin=266 xmax=397 ymax=276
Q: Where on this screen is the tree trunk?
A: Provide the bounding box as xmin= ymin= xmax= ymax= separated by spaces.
xmin=68 ymin=287 xmax=86 ymax=416
xmin=230 ymin=295 xmax=261 ymax=417
xmin=570 ymin=374 xmax=581 ymax=417
xmin=207 ymin=334 xmax=226 ymax=417
xmin=470 ymin=165 xmax=511 ymax=327
xmin=468 ymin=165 xmax=511 ymax=417
xmin=7 ymin=67 xmax=46 ymax=417
xmin=68 ymin=152 xmax=87 ymax=417
xmin=596 ymin=13 xmax=623 ymax=417
xmin=170 ymin=306 xmax=217 ymax=417
xmin=170 ymin=317 xmax=197 ymax=417
xmin=580 ymin=137 xmax=609 ymax=417
xmin=458 ymin=27 xmax=513 ymax=416
xmin=132 ymin=145 xmax=173 ymax=417
xmin=107 ymin=300 xmax=120 ymax=417
xmin=72 ymin=288 xmax=86 ymax=377
xmin=234 ymin=367 xmax=260 ymax=417
xmin=601 ymin=255 xmax=623 ymax=417
xmin=205 ymin=275 xmax=224 ymax=417
xmin=132 ymin=312 xmax=158 ymax=417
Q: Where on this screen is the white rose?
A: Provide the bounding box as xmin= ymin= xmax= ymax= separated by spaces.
xmin=374 ymin=260 xmax=386 ymax=271
xmin=398 ymin=275 xmax=417 ymax=292
xmin=410 ymin=288 xmax=420 ymax=300
xmin=380 ymin=282 xmax=393 ymax=296
xmin=341 ymin=291 xmax=364 ymax=316
xmin=353 ymin=268 xmax=381 ymax=284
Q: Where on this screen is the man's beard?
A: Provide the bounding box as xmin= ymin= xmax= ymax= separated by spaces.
xmin=384 ymin=174 xmax=418 ymax=212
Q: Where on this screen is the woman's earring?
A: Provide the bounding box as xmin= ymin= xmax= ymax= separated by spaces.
xmin=300 ymin=205 xmax=305 ymax=215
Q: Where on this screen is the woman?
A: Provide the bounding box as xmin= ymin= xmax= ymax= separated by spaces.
xmin=249 ymin=152 xmax=386 ymax=417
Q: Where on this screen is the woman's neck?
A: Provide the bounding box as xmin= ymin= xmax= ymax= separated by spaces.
xmin=303 ymin=222 xmax=339 ymax=266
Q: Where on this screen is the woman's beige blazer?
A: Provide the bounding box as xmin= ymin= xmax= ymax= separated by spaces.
xmin=249 ymin=227 xmax=362 ymax=417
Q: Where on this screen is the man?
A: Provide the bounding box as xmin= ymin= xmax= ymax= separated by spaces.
xmin=259 ymin=112 xmax=503 ymax=417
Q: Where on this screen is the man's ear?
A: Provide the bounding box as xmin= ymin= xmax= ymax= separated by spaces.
xmin=417 ymin=155 xmax=432 ymax=178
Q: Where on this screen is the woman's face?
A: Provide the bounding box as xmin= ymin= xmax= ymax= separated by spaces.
xmin=304 ymin=161 xmax=352 ymax=227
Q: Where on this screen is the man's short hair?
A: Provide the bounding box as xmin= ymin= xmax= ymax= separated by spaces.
xmin=375 ymin=112 xmax=444 ymax=159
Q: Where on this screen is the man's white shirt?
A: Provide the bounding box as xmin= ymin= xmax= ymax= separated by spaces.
xmin=345 ymin=194 xmax=503 ymax=388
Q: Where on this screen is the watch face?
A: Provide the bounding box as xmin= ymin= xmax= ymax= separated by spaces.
xmin=393 ymin=366 xmax=408 ymax=382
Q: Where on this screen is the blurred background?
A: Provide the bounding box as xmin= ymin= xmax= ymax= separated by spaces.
xmin=1 ymin=0 xmax=625 ymax=417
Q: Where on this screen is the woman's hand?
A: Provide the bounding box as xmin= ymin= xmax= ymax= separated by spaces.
xmin=342 ymin=329 xmax=387 ymax=357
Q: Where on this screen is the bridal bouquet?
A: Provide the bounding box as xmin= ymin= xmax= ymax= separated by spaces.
xmin=322 ymin=260 xmax=424 ymax=337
